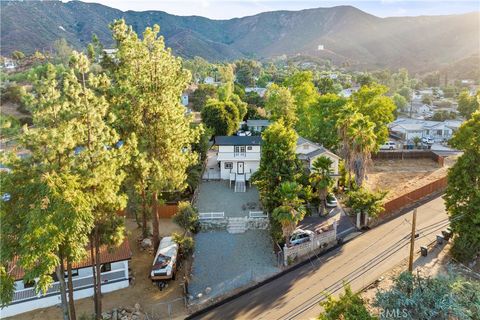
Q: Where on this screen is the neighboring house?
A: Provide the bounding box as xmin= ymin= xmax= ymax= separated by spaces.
xmin=339 ymin=86 xmax=359 ymax=98
xmin=212 ymin=135 xmax=340 ymax=188
xmin=389 ymin=118 xmax=463 ymax=142
xmin=245 ymin=87 xmax=267 ymax=98
xmin=3 ymin=58 xmax=16 ymax=70
xmin=2 ymin=241 xmax=132 ymax=318
xmin=181 ymin=93 xmax=189 ymax=106
xmin=417 ymin=104 xmax=431 ymax=115
xmin=204 ymin=76 xmax=216 ymax=85
xmin=296 ymin=137 xmax=340 ymax=175
xmin=246 ymin=120 xmax=270 ymax=133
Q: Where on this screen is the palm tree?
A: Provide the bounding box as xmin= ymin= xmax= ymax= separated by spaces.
xmin=272 ymin=181 xmax=307 ymax=246
xmin=348 ymin=115 xmax=377 ymax=187
xmin=309 ymin=156 xmax=334 ymax=216
xmin=337 ymin=104 xmax=359 ymax=189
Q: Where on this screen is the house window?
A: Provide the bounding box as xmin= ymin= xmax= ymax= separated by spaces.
xmin=436 ymin=129 xmax=442 ymax=136
xmin=101 ymin=263 xmax=111 ymax=273
xmin=224 ymin=162 xmax=233 ymax=169
xmin=444 ymin=130 xmax=449 ymax=136
xmin=234 ymin=146 xmax=246 ymax=153
xmin=23 ymin=280 xmax=35 ymax=288
xmin=247 ymin=146 xmax=252 ymax=151
xmin=69 ymin=269 xmax=79 ymax=277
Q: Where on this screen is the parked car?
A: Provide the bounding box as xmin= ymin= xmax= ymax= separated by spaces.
xmin=326 ymin=193 xmax=338 ymax=208
xmin=289 ymin=229 xmax=314 ymax=246
xmin=379 ymin=141 xmax=397 ymax=150
xmin=422 ymin=137 xmax=434 ymax=144
xmin=150 ymin=236 xmax=178 ymax=282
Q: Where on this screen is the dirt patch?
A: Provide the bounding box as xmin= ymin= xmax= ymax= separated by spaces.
xmin=10 ymin=218 xmax=187 ymax=320
xmin=1 ymin=102 xmax=29 ymax=119
xmin=365 ymin=157 xmax=455 ymax=201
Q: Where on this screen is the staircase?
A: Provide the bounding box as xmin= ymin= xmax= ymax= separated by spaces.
xmin=227 ymin=217 xmax=247 ymax=234
xmin=234 ymin=180 xmax=246 ymax=192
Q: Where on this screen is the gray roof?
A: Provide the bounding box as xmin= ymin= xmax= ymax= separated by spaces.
xmin=214 ymin=136 xmax=262 ymax=146
xmin=247 ymin=120 xmax=271 ymax=127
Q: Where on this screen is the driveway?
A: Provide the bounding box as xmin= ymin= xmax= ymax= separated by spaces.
xmin=189 ymin=181 xmax=280 ymax=305
xmin=196 ymin=181 xmax=262 ymax=218
xmin=188 ymin=230 xmax=280 ymax=304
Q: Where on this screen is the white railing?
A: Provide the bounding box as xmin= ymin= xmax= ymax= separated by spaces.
xmin=11 ymin=269 xmax=127 ymax=303
xmin=249 ymin=211 xmax=268 ymax=219
xmin=198 ymin=212 xmax=225 ymax=220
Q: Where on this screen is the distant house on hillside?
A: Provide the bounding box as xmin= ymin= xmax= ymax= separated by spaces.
xmin=339 ymin=86 xmax=359 ymax=98
xmin=245 ymin=87 xmax=267 ymax=97
xmin=246 ymin=119 xmax=270 ymax=133
xmin=2 ymin=241 xmax=132 ymax=318
xmin=3 ymin=58 xmax=16 ymax=70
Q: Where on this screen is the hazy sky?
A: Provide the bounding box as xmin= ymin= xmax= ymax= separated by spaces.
xmin=71 ymin=0 xmax=480 ymax=19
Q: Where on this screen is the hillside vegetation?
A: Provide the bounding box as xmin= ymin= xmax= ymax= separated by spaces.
xmin=1 ymin=1 xmax=479 ymax=71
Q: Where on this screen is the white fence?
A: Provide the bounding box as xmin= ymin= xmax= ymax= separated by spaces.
xmin=283 ymin=224 xmax=337 ymax=266
xmin=249 ymin=211 xmax=268 ymax=219
xmin=198 ymin=212 xmax=225 ymax=220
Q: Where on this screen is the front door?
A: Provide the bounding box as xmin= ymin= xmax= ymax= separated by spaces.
xmin=237 ymin=162 xmax=244 ymax=174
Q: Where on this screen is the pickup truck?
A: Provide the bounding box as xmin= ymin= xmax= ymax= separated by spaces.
xmin=150 ymin=236 xmax=178 ymax=281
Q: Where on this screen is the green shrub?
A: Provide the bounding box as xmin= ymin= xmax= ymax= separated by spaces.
xmin=346 ymin=187 xmax=386 ymax=218
xmin=173 ymin=201 xmax=200 ymax=233
xmin=172 ymin=232 xmax=194 ymax=257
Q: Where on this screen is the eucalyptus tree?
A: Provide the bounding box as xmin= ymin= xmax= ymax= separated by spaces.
xmin=110 ymin=20 xmax=200 ymax=250
xmin=309 ymin=156 xmax=334 ymax=216
xmin=272 ymin=182 xmax=307 ymax=246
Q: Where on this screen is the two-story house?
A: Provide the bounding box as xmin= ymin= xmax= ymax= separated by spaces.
xmin=212 ymin=135 xmax=340 ymax=192
xmin=215 ymin=136 xmax=262 ymax=181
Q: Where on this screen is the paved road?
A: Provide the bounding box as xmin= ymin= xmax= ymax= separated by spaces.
xmin=192 ymin=195 xmax=449 ymax=320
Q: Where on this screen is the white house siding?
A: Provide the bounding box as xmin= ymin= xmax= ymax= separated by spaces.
xmin=1 ymin=261 xmax=129 ymax=318
xmin=220 ymin=160 xmax=259 ymax=179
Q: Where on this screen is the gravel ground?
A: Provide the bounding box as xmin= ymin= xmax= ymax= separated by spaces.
xmin=196 ymin=181 xmax=262 ymax=217
xmin=189 ymin=230 xmax=280 ymax=303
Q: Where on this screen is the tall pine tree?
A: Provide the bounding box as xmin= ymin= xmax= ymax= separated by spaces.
xmin=110 ymin=20 xmax=200 ymax=249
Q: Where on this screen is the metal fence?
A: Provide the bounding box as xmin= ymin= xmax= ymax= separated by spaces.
xmin=145 ymin=297 xmax=187 ymax=320
xmin=198 ymin=212 xmax=225 ymax=220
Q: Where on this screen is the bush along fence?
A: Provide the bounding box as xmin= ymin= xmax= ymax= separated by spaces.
xmin=283 ymin=222 xmax=337 ymax=266
xmin=372 ymin=150 xmax=445 ymax=167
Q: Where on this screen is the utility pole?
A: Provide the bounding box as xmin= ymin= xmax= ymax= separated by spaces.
xmin=408 ymin=208 xmax=417 ymax=272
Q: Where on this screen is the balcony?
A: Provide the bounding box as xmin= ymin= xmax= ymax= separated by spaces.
xmin=216 ymin=152 xmax=260 ymax=161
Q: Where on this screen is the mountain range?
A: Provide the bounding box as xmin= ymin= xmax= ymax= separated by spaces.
xmin=1 ymin=0 xmax=479 ymax=72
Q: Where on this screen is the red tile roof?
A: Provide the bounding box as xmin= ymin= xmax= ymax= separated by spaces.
xmin=9 ymin=240 xmax=132 ymax=281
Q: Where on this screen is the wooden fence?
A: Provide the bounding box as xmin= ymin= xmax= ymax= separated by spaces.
xmin=158 ymin=204 xmax=179 ymax=219
xmin=372 ymin=150 xmax=445 ymax=167
xmin=380 ymin=176 xmax=448 ymax=219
